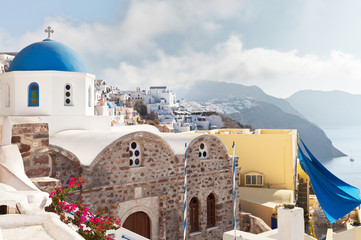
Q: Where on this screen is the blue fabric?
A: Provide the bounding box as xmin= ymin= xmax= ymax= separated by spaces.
xmin=298 ymin=139 xmax=361 ymax=223
xmin=9 ymin=39 xmax=87 ymax=73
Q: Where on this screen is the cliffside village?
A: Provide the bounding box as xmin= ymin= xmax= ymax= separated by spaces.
xmin=93 ymin=80 xmax=221 ymax=133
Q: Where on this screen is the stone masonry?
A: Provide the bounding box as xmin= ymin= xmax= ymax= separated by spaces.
xmin=50 ymin=132 xmax=240 ymax=240
xmin=11 ymin=121 xmax=50 ymax=178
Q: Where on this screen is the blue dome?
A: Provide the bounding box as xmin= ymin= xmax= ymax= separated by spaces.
xmin=8 ymin=39 xmax=88 ymax=73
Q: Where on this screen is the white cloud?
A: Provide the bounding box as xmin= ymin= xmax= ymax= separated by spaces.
xmin=3 ymin=0 xmax=361 ymax=98
xmin=103 ymin=35 xmax=361 ymax=98
xmin=0 ymin=0 xmax=245 ymax=56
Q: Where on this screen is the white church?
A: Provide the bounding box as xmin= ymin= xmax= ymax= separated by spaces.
xmin=0 ymin=40 xmax=94 ymax=116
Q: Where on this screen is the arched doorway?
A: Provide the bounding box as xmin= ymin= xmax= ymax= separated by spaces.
xmin=123 ymin=211 xmax=151 ymax=238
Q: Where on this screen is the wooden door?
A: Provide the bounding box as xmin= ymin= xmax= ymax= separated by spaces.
xmin=123 ymin=211 xmax=151 ymax=238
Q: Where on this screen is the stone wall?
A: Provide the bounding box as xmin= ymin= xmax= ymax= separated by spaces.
xmin=181 ymin=135 xmax=240 ymax=240
xmin=11 ymin=122 xmax=50 ymax=177
xmin=49 ymin=145 xmax=82 ymax=186
xmin=239 ymin=212 xmax=271 ymax=234
xmin=51 ymin=132 xmax=240 ymax=240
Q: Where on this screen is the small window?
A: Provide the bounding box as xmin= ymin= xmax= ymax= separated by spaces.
xmin=28 ymin=82 xmax=39 ymax=107
xmin=129 ymin=141 xmax=141 ymax=167
xmin=252 ymin=175 xmax=256 ymax=184
xmin=207 ymin=193 xmax=216 ymax=228
xmin=257 ymin=175 xmax=263 ymax=184
xmin=190 ymin=197 xmax=199 ymax=233
xmin=64 ymin=83 xmax=73 ymax=106
xmin=245 ymin=175 xmax=251 ymax=185
xmin=199 ymin=142 xmax=208 ymax=160
xmin=0 ymin=205 xmax=8 ymax=215
xmin=244 ymin=172 xmax=264 ymax=187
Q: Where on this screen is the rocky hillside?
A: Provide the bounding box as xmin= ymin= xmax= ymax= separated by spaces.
xmin=176 ymin=81 xmax=345 ymax=160
xmin=202 ymin=112 xmax=253 ymax=129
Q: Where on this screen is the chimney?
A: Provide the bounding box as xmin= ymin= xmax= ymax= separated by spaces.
xmin=278 ymin=205 xmax=304 ymax=240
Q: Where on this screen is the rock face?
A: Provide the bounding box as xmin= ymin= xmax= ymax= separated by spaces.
xmin=176 ymin=81 xmax=345 ymax=159
xmin=202 ymin=112 xmax=252 ymax=129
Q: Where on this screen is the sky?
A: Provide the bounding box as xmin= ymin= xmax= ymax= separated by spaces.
xmin=2 ymin=0 xmax=361 ymax=98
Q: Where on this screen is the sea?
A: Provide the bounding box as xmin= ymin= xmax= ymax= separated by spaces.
xmin=321 ymin=125 xmax=361 ymax=191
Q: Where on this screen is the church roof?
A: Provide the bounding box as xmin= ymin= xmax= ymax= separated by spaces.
xmin=50 ymin=127 xmax=205 ymax=166
xmin=8 ymin=39 xmax=87 ymax=73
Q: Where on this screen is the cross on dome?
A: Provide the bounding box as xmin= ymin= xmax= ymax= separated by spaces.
xmin=44 ymin=26 xmax=54 ymax=39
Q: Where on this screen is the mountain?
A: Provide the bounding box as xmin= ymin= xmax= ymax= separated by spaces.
xmin=176 ymin=81 xmax=345 ymax=159
xmin=287 ymin=90 xmax=361 ymax=127
xmin=175 ymin=81 xmax=304 ymax=117
xmin=226 ymin=101 xmax=344 ymax=159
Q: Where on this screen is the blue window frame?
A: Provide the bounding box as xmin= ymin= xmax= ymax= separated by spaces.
xmin=28 ymin=82 xmax=39 ymax=107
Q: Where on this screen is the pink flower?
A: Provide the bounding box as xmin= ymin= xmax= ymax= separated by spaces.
xmin=45 ymin=177 xmax=121 ymax=239
xmin=49 ymin=191 xmax=56 ymax=198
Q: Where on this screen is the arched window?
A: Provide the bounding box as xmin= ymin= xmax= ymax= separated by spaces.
xmin=189 ymin=197 xmax=199 ymax=233
xmin=245 ymin=172 xmax=264 ymax=187
xmin=199 ymin=142 xmax=208 ymax=160
xmin=28 ymin=82 xmax=39 ymax=107
xmin=207 ymin=193 xmax=216 ymax=228
xmin=64 ymin=83 xmax=73 ymax=106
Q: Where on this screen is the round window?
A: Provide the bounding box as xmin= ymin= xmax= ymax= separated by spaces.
xmin=135 ymin=159 xmax=140 ymax=165
xmin=65 ymin=92 xmax=71 ymax=97
xmin=131 ymin=142 xmax=137 ymax=149
xmin=129 ymin=151 xmax=133 ymax=157
xmin=135 ymin=150 xmax=140 ymax=157
xmin=65 ymin=99 xmax=71 ymax=104
xmin=65 ymin=85 xmax=71 ymax=90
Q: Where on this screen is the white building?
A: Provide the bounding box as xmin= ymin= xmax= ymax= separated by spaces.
xmin=147 ymin=86 xmax=176 ymax=105
xmin=143 ymin=86 xmax=178 ymax=114
xmin=0 ymin=39 xmax=95 ymax=117
xmin=130 ymin=87 xmax=145 ymax=101
xmin=0 ymin=53 xmax=16 ymax=73
xmin=0 ymin=37 xmax=110 ymax=135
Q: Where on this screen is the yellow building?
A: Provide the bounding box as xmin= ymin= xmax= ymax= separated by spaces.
xmin=187 ymin=129 xmax=309 ymax=227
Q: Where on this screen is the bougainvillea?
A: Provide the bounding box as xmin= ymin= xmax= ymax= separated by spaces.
xmin=45 ymin=177 xmax=121 ymax=240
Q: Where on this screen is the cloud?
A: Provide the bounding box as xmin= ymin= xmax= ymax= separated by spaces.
xmin=103 ymin=35 xmax=361 ymax=98
xmin=3 ymin=0 xmax=361 ymax=98
xmin=0 ymin=0 xmax=246 ymax=54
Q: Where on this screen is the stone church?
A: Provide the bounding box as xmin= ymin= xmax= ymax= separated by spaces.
xmin=0 ymin=31 xmax=239 ymax=240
